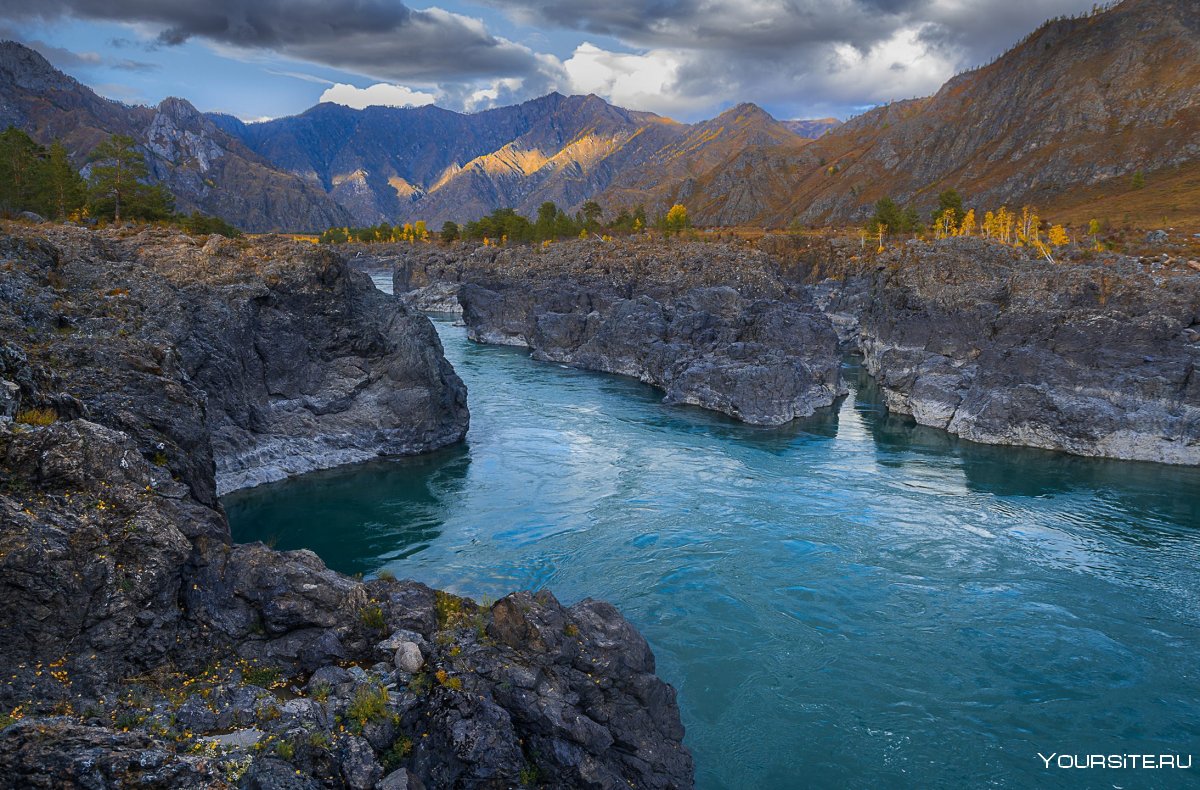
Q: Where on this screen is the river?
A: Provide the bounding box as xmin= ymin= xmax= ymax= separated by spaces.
xmin=225 ymin=311 xmax=1200 ymax=789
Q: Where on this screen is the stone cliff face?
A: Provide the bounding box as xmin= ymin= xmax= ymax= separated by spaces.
xmin=391 ymin=234 xmax=1200 ymax=465
xmin=0 ymin=227 xmax=469 ymax=495
xmin=0 ymin=225 xmax=692 ymax=788
xmin=392 ymin=240 xmax=846 ymax=426
xmin=851 ymin=238 xmax=1200 ymax=464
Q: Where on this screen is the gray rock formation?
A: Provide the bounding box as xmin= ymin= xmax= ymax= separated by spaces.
xmin=389 ymin=239 xmax=845 ymax=425
xmin=856 ymin=238 xmax=1200 ymax=464
xmin=462 ymin=281 xmax=845 ymax=425
xmin=0 ymin=227 xmax=469 ymax=495
xmin=0 ymin=223 xmax=693 ymax=788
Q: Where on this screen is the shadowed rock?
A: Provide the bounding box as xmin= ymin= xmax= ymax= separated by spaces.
xmin=0 ymin=224 xmax=692 ymax=789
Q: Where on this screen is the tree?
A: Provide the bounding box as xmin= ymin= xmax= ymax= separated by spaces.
xmin=933 ymin=208 xmax=956 ymax=239
xmin=664 ymin=204 xmax=690 ymax=235
xmin=1131 ymin=171 xmax=1145 ymax=189
xmin=932 ymin=188 xmax=964 ymax=227
xmin=87 ymin=134 xmax=172 ymax=222
xmin=869 ymin=197 xmax=904 ymax=234
xmin=44 ymin=141 xmax=85 ymax=220
xmin=957 ymin=209 xmax=976 ymax=236
xmin=318 ymin=227 xmax=349 ymax=244
xmin=0 ymin=126 xmax=49 ymax=215
xmin=441 ymin=221 xmax=459 ymax=242
xmin=1047 ymin=224 xmax=1070 ymax=247
xmin=580 ymin=200 xmax=603 ymax=229
xmin=181 ymin=211 xmax=241 ymax=238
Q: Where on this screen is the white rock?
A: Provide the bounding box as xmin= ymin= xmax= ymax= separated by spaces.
xmin=394 ymin=641 xmax=424 ymax=674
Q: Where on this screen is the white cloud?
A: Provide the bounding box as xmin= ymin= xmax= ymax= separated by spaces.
xmin=319 ymin=82 xmax=437 ymax=109
xmin=822 ymin=25 xmax=960 ymax=105
xmin=563 ymin=43 xmax=705 ymax=116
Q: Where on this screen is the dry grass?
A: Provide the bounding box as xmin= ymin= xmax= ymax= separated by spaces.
xmin=14 ymin=408 xmax=57 ymax=426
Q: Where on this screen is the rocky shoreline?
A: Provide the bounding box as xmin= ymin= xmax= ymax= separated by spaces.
xmin=0 ymin=225 xmax=694 ymax=789
xmin=389 ymin=241 xmax=846 ymax=426
xmin=855 ymin=238 xmax=1200 ymax=465
xmin=385 ymin=236 xmax=1199 ymax=465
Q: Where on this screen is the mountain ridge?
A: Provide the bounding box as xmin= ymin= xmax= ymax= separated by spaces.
xmin=213 ymin=92 xmax=799 ymax=225
xmin=0 ymin=41 xmax=353 ymax=232
xmin=678 ymin=0 xmax=1200 ymax=225
xmin=2 ymin=0 xmax=1195 ymax=232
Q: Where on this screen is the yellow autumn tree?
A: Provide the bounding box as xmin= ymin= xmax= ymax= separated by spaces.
xmin=665 ymin=204 xmax=690 ymax=235
xmin=934 ymin=208 xmax=957 ymax=239
xmin=1016 ymin=205 xmax=1040 ymax=246
xmin=414 ymin=220 xmax=429 ymax=241
xmin=958 ymin=209 xmax=976 ymax=236
xmin=1047 ymin=224 xmax=1070 ymax=247
xmin=994 ymin=207 xmax=1015 ymax=245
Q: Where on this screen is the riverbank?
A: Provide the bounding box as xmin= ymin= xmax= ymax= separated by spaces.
xmin=228 ymin=317 xmax=1200 ymax=789
xmin=0 ymin=225 xmax=693 ymax=788
xmin=382 ymin=236 xmax=1200 ymax=464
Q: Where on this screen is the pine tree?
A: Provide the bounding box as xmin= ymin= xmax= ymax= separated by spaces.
xmin=45 ymin=141 xmax=85 ymax=220
xmin=0 ymin=126 xmax=49 ymax=215
xmin=580 ymin=200 xmax=602 ymax=229
xmin=88 ymin=134 xmax=172 ymax=223
xmin=932 ymin=188 xmax=964 ymax=227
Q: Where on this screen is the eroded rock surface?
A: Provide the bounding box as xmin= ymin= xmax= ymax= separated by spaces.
xmin=394 ymin=240 xmax=846 ymax=425
xmin=0 ymin=224 xmax=693 ymax=789
xmin=857 ymin=238 xmax=1200 ymax=464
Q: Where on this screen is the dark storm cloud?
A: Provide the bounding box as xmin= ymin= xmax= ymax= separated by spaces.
xmin=490 ymin=0 xmax=1094 ymax=60
xmin=0 ymin=0 xmax=550 ymax=83
xmin=496 ymin=0 xmax=1098 ymax=116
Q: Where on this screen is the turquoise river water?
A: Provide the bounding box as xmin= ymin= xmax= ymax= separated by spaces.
xmin=226 ymin=314 xmax=1200 ymax=789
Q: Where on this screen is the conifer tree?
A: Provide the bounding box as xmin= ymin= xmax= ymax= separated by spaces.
xmin=87 ymin=134 xmax=172 ymax=222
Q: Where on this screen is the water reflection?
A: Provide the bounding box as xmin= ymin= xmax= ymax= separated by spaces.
xmin=223 ymin=445 xmax=470 ymax=576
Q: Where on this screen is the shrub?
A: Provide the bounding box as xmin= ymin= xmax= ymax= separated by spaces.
xmin=241 ymin=664 xmax=282 ymax=689
xmin=14 ymin=408 xmax=57 ymax=426
xmin=346 ymin=683 xmax=390 ymax=731
xmin=381 ymin=735 xmax=413 ymax=771
xmin=359 ymin=604 xmax=386 ymax=631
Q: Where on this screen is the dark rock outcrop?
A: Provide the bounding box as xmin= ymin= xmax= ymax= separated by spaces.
xmin=462 ymin=281 xmax=844 ymax=425
xmin=392 ymin=240 xmax=845 ymax=425
xmin=0 ymin=224 xmax=692 ymax=788
xmin=0 ymin=227 xmax=469 ymax=495
xmin=857 ymin=238 xmax=1200 ymax=464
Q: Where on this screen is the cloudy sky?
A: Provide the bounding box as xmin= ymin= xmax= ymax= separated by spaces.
xmin=2 ymin=0 xmax=1099 ymax=122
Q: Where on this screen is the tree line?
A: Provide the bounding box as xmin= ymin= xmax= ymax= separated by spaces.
xmin=0 ymin=126 xmax=239 ymax=237
xmin=317 ymin=200 xmax=693 ymax=246
xmin=868 ymin=188 xmax=1075 ymax=261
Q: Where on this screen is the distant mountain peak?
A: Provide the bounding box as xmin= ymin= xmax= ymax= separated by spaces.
xmin=714 ymin=102 xmax=775 ymax=123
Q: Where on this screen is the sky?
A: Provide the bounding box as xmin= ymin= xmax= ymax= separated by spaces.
xmin=1 ymin=0 xmax=1101 ymax=123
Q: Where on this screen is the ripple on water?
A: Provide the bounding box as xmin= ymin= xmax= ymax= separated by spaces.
xmin=225 ymin=320 xmax=1200 ymax=790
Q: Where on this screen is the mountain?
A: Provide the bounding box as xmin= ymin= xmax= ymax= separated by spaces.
xmin=597 ymin=103 xmax=808 ymax=216
xmin=781 ymin=119 xmax=841 ymax=139
xmin=0 ymin=41 xmax=352 ymax=232
xmin=679 ymin=0 xmax=1200 ymax=226
xmin=216 ymin=95 xmax=802 ymax=225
